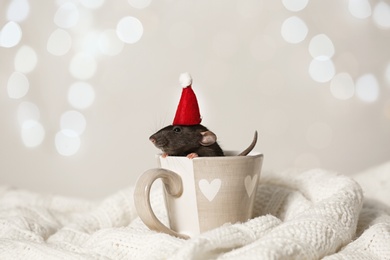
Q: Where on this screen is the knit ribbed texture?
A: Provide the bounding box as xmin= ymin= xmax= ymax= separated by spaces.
xmin=1 ymin=169 xmax=389 ymax=259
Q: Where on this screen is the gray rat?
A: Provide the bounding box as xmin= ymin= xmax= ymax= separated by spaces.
xmin=149 ymin=124 xmax=257 ymax=158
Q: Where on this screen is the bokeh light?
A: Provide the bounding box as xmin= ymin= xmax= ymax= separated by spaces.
xmin=17 ymin=102 xmax=40 ymax=126
xmin=7 ymin=71 xmax=29 ymax=99
xmin=14 ymin=45 xmax=38 ymax=73
xmin=60 ymin=110 xmax=86 ymax=135
xmin=98 ymin=29 xmax=124 ymax=56
xmin=306 ymin=122 xmax=333 ymax=149
xmin=373 ymin=2 xmax=390 ymax=29
xmin=78 ymin=31 xmax=100 ymax=55
xmin=21 ymin=120 xmax=45 ymax=148
xmin=0 ymin=21 xmax=22 ymax=48
xmin=80 ymin=0 xmax=105 ymax=9
xmin=348 ymin=0 xmax=372 ymax=19
xmin=330 ymin=73 xmax=355 ymax=100
xmin=116 ymin=16 xmax=143 ymax=44
xmin=7 ymin=0 xmax=30 ymax=22
xmin=309 ymin=34 xmax=334 ymax=60
xmin=72 ymin=8 xmax=94 ymax=33
xmin=55 ymin=130 xmax=81 ymax=156
xmin=281 ymin=16 xmax=308 ymax=44
xmin=282 ymin=0 xmax=309 ymax=12
xmin=309 ymin=58 xmax=335 ymax=83
xmin=128 ymin=0 xmax=152 ymax=9
xmin=68 ymin=82 xmax=95 ymax=109
xmin=54 ymin=2 xmax=79 ymax=28
xmin=69 ymin=52 xmax=97 ymax=80
xmin=355 ymin=73 xmax=379 ymax=102
xmin=47 ymin=29 xmax=72 ymax=56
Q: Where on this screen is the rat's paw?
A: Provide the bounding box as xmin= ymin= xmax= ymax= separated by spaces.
xmin=186 ymin=153 xmax=199 ymax=159
xmin=161 ymin=153 xmax=168 ymax=158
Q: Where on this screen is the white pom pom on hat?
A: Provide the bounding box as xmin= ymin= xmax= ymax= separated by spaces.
xmin=179 ymin=72 xmax=192 ymax=88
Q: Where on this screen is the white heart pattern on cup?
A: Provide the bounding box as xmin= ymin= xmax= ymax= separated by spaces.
xmin=244 ymin=174 xmax=258 ymax=197
xmin=199 ymin=179 xmax=221 ymax=202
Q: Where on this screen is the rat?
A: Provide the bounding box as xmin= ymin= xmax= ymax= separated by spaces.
xmin=149 ymin=124 xmax=257 ymax=158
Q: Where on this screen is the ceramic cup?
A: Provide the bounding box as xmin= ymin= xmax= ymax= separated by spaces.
xmin=134 ymin=152 xmax=264 ymax=239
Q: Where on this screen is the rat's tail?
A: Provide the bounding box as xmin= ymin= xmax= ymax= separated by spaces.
xmin=238 ymin=131 xmax=258 ymax=156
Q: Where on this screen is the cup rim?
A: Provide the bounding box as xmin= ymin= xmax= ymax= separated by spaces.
xmin=157 ymin=151 xmax=263 ymax=160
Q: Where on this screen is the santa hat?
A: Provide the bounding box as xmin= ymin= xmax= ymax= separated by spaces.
xmin=173 ymin=72 xmax=202 ymax=126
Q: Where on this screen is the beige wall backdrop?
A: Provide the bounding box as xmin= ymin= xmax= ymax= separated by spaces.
xmin=1 ymin=0 xmax=389 ymax=199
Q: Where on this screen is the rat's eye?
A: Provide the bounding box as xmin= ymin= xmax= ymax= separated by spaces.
xmin=173 ymin=126 xmax=181 ymax=133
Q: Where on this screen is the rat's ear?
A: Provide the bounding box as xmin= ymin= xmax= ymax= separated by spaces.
xmin=199 ymin=131 xmax=217 ymax=146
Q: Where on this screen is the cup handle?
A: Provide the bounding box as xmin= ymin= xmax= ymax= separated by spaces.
xmin=134 ymin=168 xmax=189 ymax=239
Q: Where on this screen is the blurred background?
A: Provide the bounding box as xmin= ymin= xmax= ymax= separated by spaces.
xmin=1 ymin=0 xmax=389 ymax=199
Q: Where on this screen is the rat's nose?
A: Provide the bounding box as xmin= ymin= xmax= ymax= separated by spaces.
xmin=149 ymin=137 xmax=156 ymax=144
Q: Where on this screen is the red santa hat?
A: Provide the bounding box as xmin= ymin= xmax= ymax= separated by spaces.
xmin=173 ymin=72 xmax=202 ymax=126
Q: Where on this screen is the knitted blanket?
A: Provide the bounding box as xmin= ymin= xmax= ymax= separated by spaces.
xmin=1 ymin=169 xmax=389 ymax=259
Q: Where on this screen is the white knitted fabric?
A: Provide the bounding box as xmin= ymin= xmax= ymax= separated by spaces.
xmin=1 ymin=168 xmax=390 ymax=259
